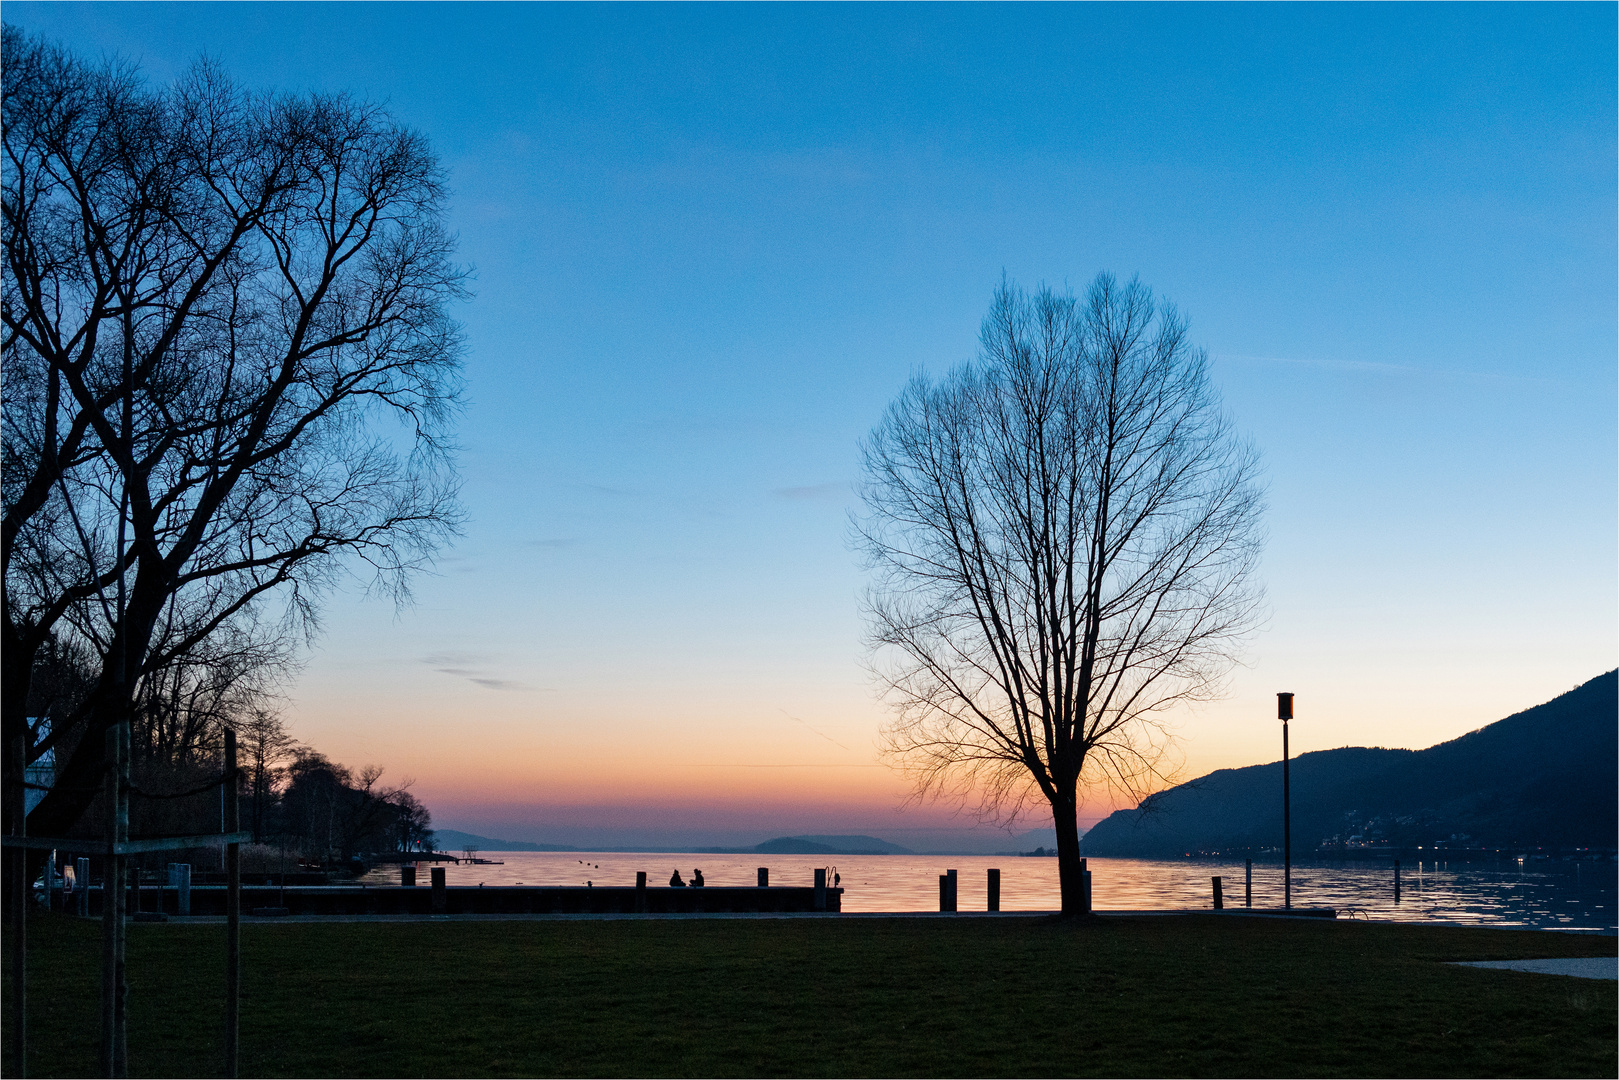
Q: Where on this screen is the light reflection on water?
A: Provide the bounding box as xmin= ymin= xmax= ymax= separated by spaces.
xmin=359 ymin=852 xmax=1616 ymax=930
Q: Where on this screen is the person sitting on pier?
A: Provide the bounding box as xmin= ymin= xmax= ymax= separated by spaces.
xmin=692 ymin=868 xmax=705 ymax=887
xmin=669 ymin=869 xmax=687 ymax=887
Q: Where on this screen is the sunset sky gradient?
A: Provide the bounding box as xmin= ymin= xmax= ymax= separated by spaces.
xmin=11 ymin=3 xmax=1614 ymax=850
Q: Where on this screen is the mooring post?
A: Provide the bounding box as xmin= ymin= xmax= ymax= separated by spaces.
xmin=401 ymin=865 xmax=417 ymax=887
xmin=1393 ymin=859 xmax=1401 ymax=904
xmin=431 ymin=866 xmax=447 ymax=912
xmin=224 ymin=728 xmax=240 ymax=1079
xmin=1212 ymin=876 xmax=1224 ymax=910
xmin=987 ymin=868 xmax=1001 ymax=912
xmin=76 ymin=858 xmax=90 ymax=917
xmin=757 ymin=867 xmax=768 ymax=888
xmin=814 ymin=868 xmax=827 ymax=912
xmin=635 ymin=871 xmax=647 ymax=913
xmin=1245 ymin=858 xmax=1252 ymax=908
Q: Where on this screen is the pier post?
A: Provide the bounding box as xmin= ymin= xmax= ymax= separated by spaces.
xmin=1393 ymin=859 xmax=1401 ymax=904
xmin=757 ymin=867 xmax=768 ymax=888
xmin=1245 ymin=858 xmax=1252 ymax=908
xmin=401 ymin=866 xmax=416 ymax=887
xmin=635 ymin=871 xmax=647 ymax=913
xmin=987 ymin=868 xmax=1000 ymax=912
xmin=431 ymin=867 xmax=447 ymax=912
xmin=814 ymin=868 xmax=827 ymax=912
xmin=1212 ymin=876 xmax=1224 ymax=910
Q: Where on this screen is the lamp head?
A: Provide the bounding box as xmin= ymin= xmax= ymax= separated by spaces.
xmin=1277 ymin=692 xmax=1294 ymax=721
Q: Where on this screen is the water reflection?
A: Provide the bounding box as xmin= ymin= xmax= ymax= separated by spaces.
xmin=359 ymin=852 xmax=1615 ymax=930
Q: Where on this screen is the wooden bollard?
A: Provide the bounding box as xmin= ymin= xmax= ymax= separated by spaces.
xmin=1212 ymin=876 xmax=1224 ymax=910
xmin=431 ymin=866 xmax=447 ymax=912
xmin=813 ymin=868 xmax=827 ymax=911
xmin=1245 ymin=858 xmax=1252 ymax=908
xmin=987 ymin=868 xmax=1001 ymax=912
xmin=401 ymin=866 xmax=417 ymax=887
xmin=757 ymin=867 xmax=769 ymax=887
xmin=938 ymin=869 xmax=958 ymax=912
xmin=1393 ymin=859 xmax=1401 ymax=903
xmin=635 ymin=871 xmax=647 ymax=913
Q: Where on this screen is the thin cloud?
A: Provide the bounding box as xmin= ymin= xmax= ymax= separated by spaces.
xmin=773 ymin=483 xmax=845 ymax=501
xmin=1215 ymin=352 xmax=1540 ymax=383
xmin=780 ymin=709 xmax=855 ymax=752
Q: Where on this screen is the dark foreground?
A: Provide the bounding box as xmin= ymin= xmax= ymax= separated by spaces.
xmin=5 ymin=912 xmax=1615 ymax=1078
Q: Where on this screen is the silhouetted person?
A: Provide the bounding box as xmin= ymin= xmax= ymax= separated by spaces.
xmin=833 ymin=872 xmax=840 ymax=887
xmin=669 ymin=869 xmax=687 ymax=887
xmin=692 ymin=869 xmax=705 ymax=887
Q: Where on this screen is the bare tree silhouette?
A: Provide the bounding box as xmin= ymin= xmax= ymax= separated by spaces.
xmin=2 ymin=26 xmax=466 ymax=844
xmin=856 ymin=274 xmax=1265 ymax=914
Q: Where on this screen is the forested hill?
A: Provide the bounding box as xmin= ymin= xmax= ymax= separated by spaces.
xmin=1081 ymin=672 xmax=1618 ymax=857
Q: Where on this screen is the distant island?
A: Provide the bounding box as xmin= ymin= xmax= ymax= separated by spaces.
xmin=430 ymin=830 xmax=581 ymax=853
xmin=1081 ymin=671 xmax=1617 ymax=858
xmin=698 ymin=835 xmax=915 ymax=856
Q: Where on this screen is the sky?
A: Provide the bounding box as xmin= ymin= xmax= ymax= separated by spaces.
xmin=10 ymin=3 xmax=1614 ymax=851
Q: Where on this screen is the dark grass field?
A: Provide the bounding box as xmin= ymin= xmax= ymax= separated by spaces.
xmin=5 ymin=911 xmax=1615 ymax=1078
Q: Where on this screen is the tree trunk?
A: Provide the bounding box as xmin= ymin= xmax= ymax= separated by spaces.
xmin=1052 ymin=789 xmax=1086 ymax=916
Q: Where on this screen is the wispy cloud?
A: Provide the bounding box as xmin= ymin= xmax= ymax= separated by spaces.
xmin=780 ymin=710 xmax=855 ymax=752
xmin=773 ymin=483 xmax=845 ymax=501
xmin=1214 ymin=352 xmax=1540 ymax=383
xmin=422 ymin=653 xmax=544 ymax=692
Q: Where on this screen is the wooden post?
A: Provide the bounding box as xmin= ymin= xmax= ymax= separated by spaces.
xmin=224 ymin=728 xmax=240 ymax=1079
xmin=987 ymin=868 xmax=1000 ymax=912
xmin=1393 ymin=859 xmax=1401 ymax=904
xmin=946 ymin=869 xmax=958 ymax=913
xmin=401 ymin=865 xmax=416 ymax=887
xmin=1079 ymin=857 xmax=1091 ymax=915
xmin=431 ymin=866 xmax=447 ymax=912
xmin=939 ymin=874 xmax=949 ymax=912
xmin=813 ymin=868 xmax=827 ymax=911
xmin=1245 ymin=858 xmax=1252 ymax=909
xmin=757 ymin=867 xmax=768 ymax=888
xmin=1212 ymin=876 xmax=1224 ymax=910
xmin=635 ymin=871 xmax=647 ymax=913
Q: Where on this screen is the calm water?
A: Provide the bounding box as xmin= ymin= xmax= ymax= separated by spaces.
xmin=360 ymin=852 xmax=1616 ymax=931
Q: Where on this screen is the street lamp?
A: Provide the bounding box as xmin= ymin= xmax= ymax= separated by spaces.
xmin=1277 ymin=691 xmax=1294 ymax=909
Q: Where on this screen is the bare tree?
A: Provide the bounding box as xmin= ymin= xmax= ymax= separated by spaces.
xmin=2 ymin=26 xmax=465 ymax=843
xmin=856 ymin=274 xmax=1265 ymax=914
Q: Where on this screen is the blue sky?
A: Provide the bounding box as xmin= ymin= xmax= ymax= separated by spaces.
xmin=11 ymin=3 xmax=1614 ymax=849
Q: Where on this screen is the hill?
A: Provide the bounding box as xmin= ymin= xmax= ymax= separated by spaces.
xmin=699 ymin=835 xmax=915 ymax=856
xmin=430 ymin=830 xmax=579 ymax=853
xmin=1081 ymin=671 xmax=1618 ymax=857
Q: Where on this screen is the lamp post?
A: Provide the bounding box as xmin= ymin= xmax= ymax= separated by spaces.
xmin=1278 ymin=692 xmax=1294 ymax=909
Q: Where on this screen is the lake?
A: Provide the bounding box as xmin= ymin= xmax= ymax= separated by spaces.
xmin=360 ymin=851 xmax=1617 ymax=931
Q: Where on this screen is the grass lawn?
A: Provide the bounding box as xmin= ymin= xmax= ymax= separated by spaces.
xmin=5 ymin=911 xmax=1615 ymax=1078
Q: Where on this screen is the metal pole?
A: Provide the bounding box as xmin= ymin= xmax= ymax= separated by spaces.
xmin=224 ymin=729 xmax=240 ymax=1078
xmin=1283 ymin=718 xmax=1291 ymax=909
xmin=9 ymin=726 xmax=27 ymax=1079
xmin=101 ymin=722 xmax=130 ymax=1077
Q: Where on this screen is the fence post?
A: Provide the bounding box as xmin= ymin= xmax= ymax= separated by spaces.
xmin=987 ymin=868 xmax=1001 ymax=912
xmin=1245 ymin=858 xmax=1252 ymax=908
xmin=225 ymin=728 xmax=240 ymax=1079
xmin=757 ymin=867 xmax=768 ymax=888
xmin=1212 ymin=876 xmax=1224 ymax=910
xmin=76 ymin=859 xmax=90 ymax=917
xmin=1393 ymin=859 xmax=1401 ymax=904
xmin=431 ymin=866 xmax=447 ymax=913
xmin=814 ymin=868 xmax=827 ymax=911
